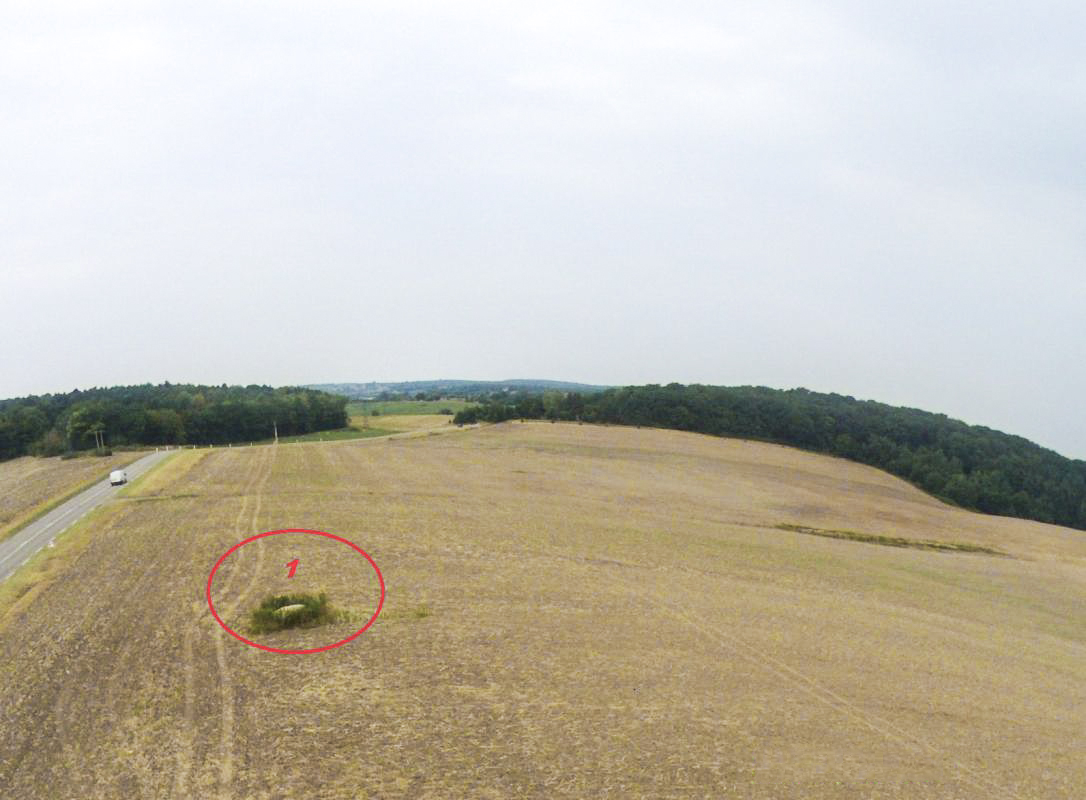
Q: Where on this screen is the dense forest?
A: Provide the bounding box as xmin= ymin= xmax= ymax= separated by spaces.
xmin=0 ymin=383 xmax=348 ymax=459
xmin=454 ymin=384 xmax=1086 ymax=531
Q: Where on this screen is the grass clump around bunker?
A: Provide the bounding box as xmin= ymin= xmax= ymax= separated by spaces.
xmin=248 ymin=591 xmax=336 ymax=634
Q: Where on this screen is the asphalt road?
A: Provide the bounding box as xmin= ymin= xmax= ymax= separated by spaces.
xmin=0 ymin=449 xmax=174 ymax=584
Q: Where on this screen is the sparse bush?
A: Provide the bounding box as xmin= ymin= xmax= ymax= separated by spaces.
xmin=248 ymin=591 xmax=335 ymax=634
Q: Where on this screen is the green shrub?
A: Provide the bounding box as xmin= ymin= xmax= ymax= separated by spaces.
xmin=248 ymin=591 xmax=335 ymax=634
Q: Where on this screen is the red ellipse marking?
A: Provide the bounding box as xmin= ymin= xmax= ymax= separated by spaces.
xmin=206 ymin=528 xmax=385 ymax=655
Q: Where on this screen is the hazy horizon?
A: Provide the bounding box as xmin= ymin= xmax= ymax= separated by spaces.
xmin=3 ymin=2 xmax=1083 ymax=458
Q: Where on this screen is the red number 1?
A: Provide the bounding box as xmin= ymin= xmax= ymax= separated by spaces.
xmin=286 ymin=558 xmax=299 ymax=578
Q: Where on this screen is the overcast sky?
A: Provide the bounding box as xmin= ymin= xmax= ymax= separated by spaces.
xmin=2 ymin=1 xmax=1084 ymax=457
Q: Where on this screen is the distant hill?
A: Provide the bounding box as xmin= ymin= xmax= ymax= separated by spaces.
xmin=307 ymin=379 xmax=610 ymax=400
xmin=454 ymin=383 xmax=1086 ymax=532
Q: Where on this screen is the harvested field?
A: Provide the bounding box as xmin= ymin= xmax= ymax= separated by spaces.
xmin=0 ymin=422 xmax=1083 ymax=798
xmin=0 ymin=452 xmax=144 ymax=541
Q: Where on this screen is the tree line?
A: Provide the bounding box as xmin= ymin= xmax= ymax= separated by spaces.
xmin=0 ymin=383 xmax=349 ymax=459
xmin=454 ymin=384 xmax=1086 ymax=531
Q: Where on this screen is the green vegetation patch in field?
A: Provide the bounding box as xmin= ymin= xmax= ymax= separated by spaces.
xmin=775 ymin=523 xmax=1008 ymax=556
xmin=248 ymin=592 xmax=336 ymax=633
xmin=383 ymin=602 xmax=432 ymax=622
xmin=122 ymin=493 xmax=199 ymax=504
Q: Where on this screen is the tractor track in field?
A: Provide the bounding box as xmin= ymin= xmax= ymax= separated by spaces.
xmin=171 ymin=445 xmax=276 ymax=800
xmin=214 ymin=444 xmax=275 ymax=800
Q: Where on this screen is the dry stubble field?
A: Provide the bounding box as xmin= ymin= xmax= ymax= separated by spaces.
xmin=0 ymin=422 xmax=1083 ymax=799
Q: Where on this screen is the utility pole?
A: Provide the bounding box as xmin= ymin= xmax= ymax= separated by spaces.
xmin=273 ymin=421 xmax=278 ymax=444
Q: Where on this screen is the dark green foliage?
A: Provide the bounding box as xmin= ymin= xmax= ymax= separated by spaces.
xmin=0 ymin=383 xmax=349 ymax=459
xmin=454 ymin=384 xmax=1086 ymax=531
xmin=30 ymin=429 xmax=67 ymax=457
xmin=248 ymin=592 xmax=334 ymax=634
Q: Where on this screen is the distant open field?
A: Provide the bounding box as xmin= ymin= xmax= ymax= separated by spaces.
xmin=267 ymin=412 xmax=454 ymax=444
xmin=0 ymin=452 xmax=143 ymax=542
xmin=251 ymin=412 xmax=451 ymax=442
xmin=274 ymin=425 xmax=396 ymax=444
xmin=347 ymin=399 xmax=474 ymax=416
xmin=0 ymin=422 xmax=1082 ymax=798
xmin=353 ymin=413 xmax=456 ymax=433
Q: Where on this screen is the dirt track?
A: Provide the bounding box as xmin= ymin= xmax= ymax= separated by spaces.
xmin=0 ymin=423 xmax=1083 ymax=798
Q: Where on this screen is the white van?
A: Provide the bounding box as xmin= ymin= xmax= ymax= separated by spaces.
xmin=109 ymin=470 xmax=127 ymax=486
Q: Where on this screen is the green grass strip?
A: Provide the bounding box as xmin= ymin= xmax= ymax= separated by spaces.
xmin=775 ymin=523 xmax=1008 ymax=556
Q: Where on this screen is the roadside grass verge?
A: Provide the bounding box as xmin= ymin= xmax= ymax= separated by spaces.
xmin=0 ymin=504 xmax=125 ymax=633
xmin=117 ymin=449 xmax=202 ymax=498
xmin=0 ymin=452 xmax=144 ymax=544
xmin=775 ymin=523 xmax=1009 ymax=556
xmin=0 ymin=452 xmax=175 ymax=629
